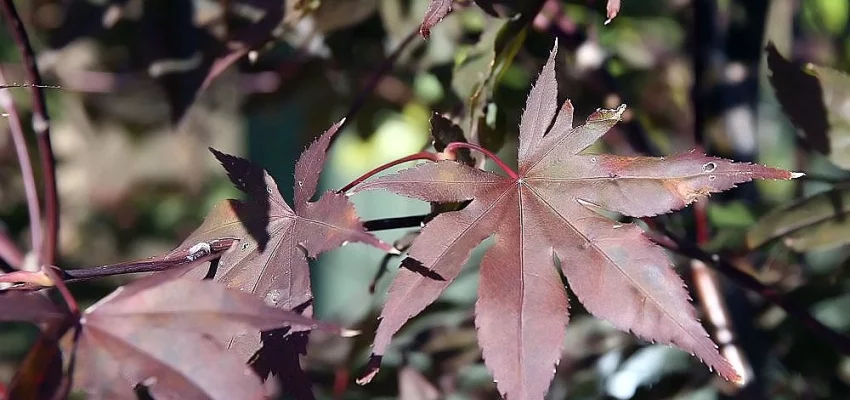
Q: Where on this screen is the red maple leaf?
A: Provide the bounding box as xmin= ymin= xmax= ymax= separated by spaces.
xmin=70 ymin=262 xmax=349 ymax=399
xmin=353 ymin=43 xmax=796 ymax=398
xmin=172 ymin=120 xmax=392 ymax=397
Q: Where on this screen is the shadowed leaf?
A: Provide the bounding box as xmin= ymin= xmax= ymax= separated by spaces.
xmin=0 ymin=292 xmax=68 ymax=326
xmin=7 ymin=332 xmax=66 ymax=400
xmin=767 ymin=42 xmax=850 ymax=168
xmin=70 ymin=268 xmax=347 ymax=400
xmin=170 ymin=120 xmax=390 ymax=398
xmin=353 ymin=41 xmax=796 ymax=398
xmin=766 ymin=42 xmax=830 ymax=154
xmin=748 ymin=187 xmax=850 ymax=251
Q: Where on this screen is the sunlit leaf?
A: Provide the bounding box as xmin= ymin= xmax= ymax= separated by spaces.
xmin=353 ymin=41 xmax=796 ymax=398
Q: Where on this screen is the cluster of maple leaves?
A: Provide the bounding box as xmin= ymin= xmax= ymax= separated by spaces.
xmin=0 ymin=0 xmax=803 ymax=397
xmin=1 ymin=38 xmax=796 ymax=399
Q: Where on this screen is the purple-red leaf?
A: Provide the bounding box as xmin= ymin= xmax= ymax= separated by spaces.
xmin=170 ymin=120 xmax=389 ymax=397
xmin=421 ymin=0 xmax=453 ymax=38
xmin=0 ymin=291 xmax=67 ymax=326
xmin=605 ymin=0 xmax=622 ymax=24
xmin=70 ymin=270 xmax=347 ymax=400
xmin=354 ymin=42 xmax=797 ymax=398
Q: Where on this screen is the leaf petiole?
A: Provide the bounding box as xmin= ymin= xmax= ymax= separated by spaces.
xmin=443 ymin=142 xmax=519 ymax=180
xmin=338 ymin=151 xmax=441 ymax=193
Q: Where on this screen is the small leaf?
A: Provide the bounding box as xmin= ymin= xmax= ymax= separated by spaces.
xmin=767 ymin=42 xmax=850 ymax=168
xmin=421 ymin=0 xmax=453 ymax=38
xmin=605 ymin=0 xmax=622 ymax=24
xmin=431 ymin=113 xmax=473 ymax=166
xmin=170 ymin=120 xmax=389 ymax=398
xmin=748 ymin=187 xmax=850 ymax=251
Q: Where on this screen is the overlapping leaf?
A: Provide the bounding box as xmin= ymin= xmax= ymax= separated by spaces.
xmin=171 ymin=120 xmax=390 ymax=396
xmin=354 ymin=43 xmax=797 ymax=399
xmin=420 ymin=0 xmax=453 ymax=38
xmin=748 ymin=186 xmax=850 ymax=251
xmin=70 ymin=264 xmax=346 ymax=399
xmin=767 ymin=43 xmax=850 ymax=168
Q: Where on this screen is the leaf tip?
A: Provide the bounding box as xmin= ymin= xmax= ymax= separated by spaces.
xmin=790 ymin=172 xmax=806 ymax=179
xmin=356 ymin=355 xmax=383 ymax=385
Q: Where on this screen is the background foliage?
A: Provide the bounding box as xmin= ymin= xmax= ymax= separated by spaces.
xmin=2 ymin=0 xmax=850 ymax=399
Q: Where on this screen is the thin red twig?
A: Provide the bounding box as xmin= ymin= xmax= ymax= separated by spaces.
xmin=0 ymin=224 xmax=24 ymax=269
xmin=444 ymin=142 xmax=519 ymax=180
xmin=0 ymin=0 xmax=60 ymax=265
xmin=0 ymin=68 xmax=43 ymax=264
xmin=338 ymin=151 xmax=440 ymax=193
xmin=0 ymin=67 xmax=75 ymax=315
xmin=651 ymin=225 xmax=850 ymax=355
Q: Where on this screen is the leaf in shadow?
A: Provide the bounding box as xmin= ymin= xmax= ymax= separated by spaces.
xmin=140 ymin=0 xmax=214 ymax=124
xmin=766 ymin=42 xmax=830 ymax=154
xmin=431 ymin=113 xmax=474 ymax=166
xmin=748 ymin=186 xmax=850 ymax=251
xmin=7 ymin=332 xmax=66 ymax=400
xmin=249 ymin=301 xmax=315 ymax=400
xmin=167 ymin=120 xmax=391 ymax=396
xmin=69 ymin=269 xmax=347 ymax=399
xmin=210 ymin=148 xmax=272 ymax=252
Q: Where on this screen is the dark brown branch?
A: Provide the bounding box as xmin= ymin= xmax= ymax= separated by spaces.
xmin=0 ymin=0 xmax=60 ymax=265
xmin=363 ymin=215 xmax=427 ymax=232
xmin=653 ymin=227 xmax=850 ymax=355
xmin=334 ymin=27 xmax=421 ymax=143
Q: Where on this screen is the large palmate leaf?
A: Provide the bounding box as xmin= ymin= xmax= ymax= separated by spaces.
xmin=354 ymin=43 xmax=797 ymax=399
xmin=71 ymin=264 xmax=346 ymax=399
xmin=172 ymin=120 xmax=390 ymax=397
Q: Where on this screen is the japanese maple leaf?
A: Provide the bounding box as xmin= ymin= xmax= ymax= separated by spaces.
xmin=172 ymin=120 xmax=391 ymax=395
xmin=71 ymin=262 xmax=348 ymax=400
xmin=353 ymin=44 xmax=796 ymax=399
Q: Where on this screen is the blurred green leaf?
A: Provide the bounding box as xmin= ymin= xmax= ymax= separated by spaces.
xmin=813 ymin=294 xmax=850 ymax=332
xmin=802 ymin=0 xmax=849 ymax=36
xmin=748 ymin=186 xmax=850 ymax=251
xmin=451 ymin=19 xmax=526 ymax=153
xmin=708 ymin=202 xmax=757 ymax=228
